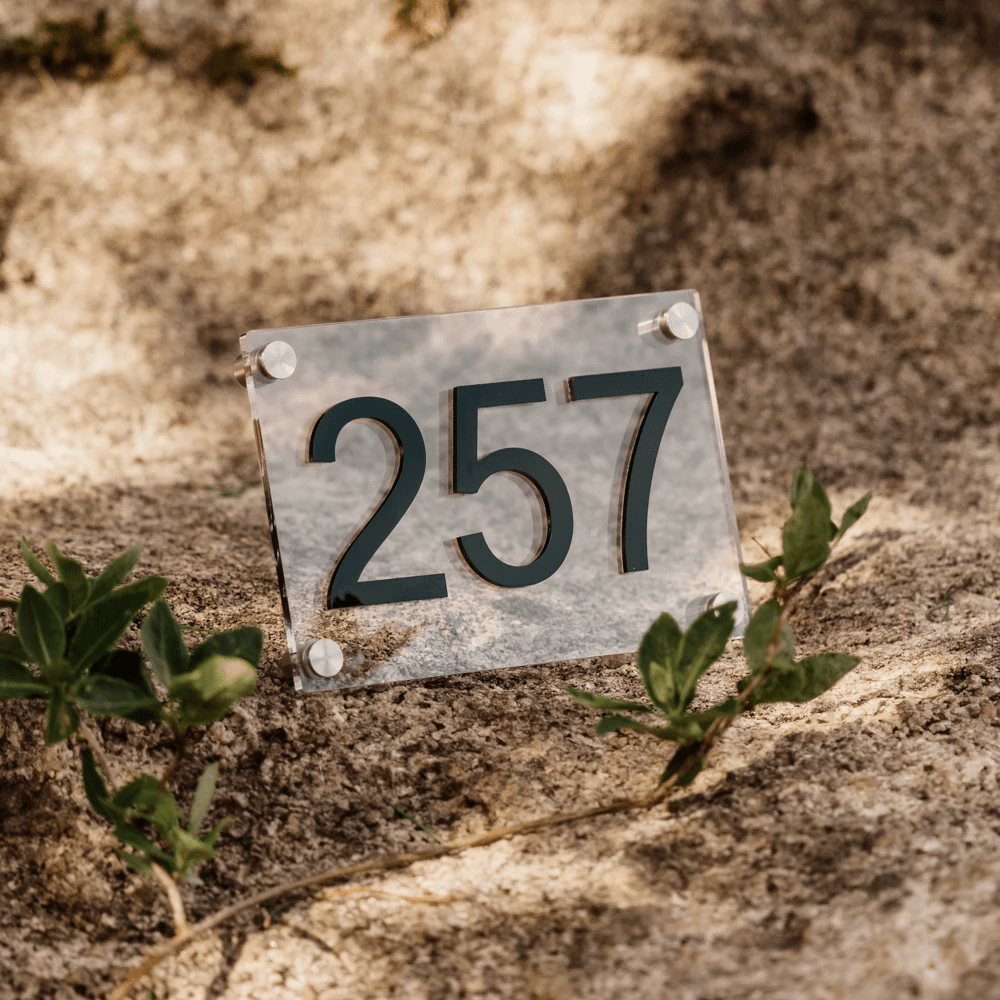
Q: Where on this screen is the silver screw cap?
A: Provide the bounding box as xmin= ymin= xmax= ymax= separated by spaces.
xmin=303 ymin=638 xmax=343 ymax=678
xmin=637 ymin=302 xmax=702 ymax=341
xmin=257 ymin=341 xmax=297 ymax=381
xmin=661 ymin=302 xmax=701 ymax=340
xmin=685 ymin=591 xmax=744 ymax=626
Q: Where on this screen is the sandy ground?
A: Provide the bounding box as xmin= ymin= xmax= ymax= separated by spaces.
xmin=2 ymin=0 xmax=1000 ymax=997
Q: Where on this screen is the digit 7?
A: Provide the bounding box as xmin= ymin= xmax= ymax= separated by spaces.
xmin=567 ymin=367 xmax=683 ymax=574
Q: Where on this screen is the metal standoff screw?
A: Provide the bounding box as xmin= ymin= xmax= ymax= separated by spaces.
xmin=233 ymin=341 xmax=297 ymax=386
xmin=300 ymin=638 xmax=344 ymax=679
xmin=686 ymin=591 xmax=744 ymax=624
xmin=637 ymin=301 xmax=702 ymax=341
xmin=257 ymin=341 xmax=297 ymax=380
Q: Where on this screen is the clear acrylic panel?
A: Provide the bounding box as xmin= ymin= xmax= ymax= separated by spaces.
xmin=240 ymin=290 xmax=748 ymax=692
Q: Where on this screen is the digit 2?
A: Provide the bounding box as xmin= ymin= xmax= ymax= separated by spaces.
xmin=309 ymin=397 xmax=448 ymax=608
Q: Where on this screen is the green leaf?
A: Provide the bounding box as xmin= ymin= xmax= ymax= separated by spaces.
xmin=81 ymin=747 xmax=124 ymax=823
xmin=789 ymin=466 xmax=812 ymax=508
xmin=45 ymin=542 xmax=90 ymax=614
xmin=88 ymin=545 xmax=144 ymax=605
xmin=20 ymin=538 xmax=56 ymax=588
xmin=113 ymin=824 xmax=164 ymax=854
xmin=789 ymin=466 xmax=832 ymax=517
xmin=76 ymin=674 xmax=164 ymax=722
xmin=110 ymin=776 xmax=148 ymax=810
xmin=661 ymin=742 xmax=704 ymax=787
xmin=140 ymin=600 xmax=190 ymax=685
xmin=66 ymin=576 xmax=168 ymax=675
xmin=0 ymin=598 xmax=19 ymax=612
xmin=171 ymin=826 xmax=219 ymax=876
xmin=565 ymin=686 xmax=652 ymax=713
xmin=112 ymin=824 xmax=175 ymax=871
xmin=742 ymin=600 xmax=795 ymax=675
xmin=739 ymin=556 xmax=783 ymax=583
xmin=833 ymin=491 xmax=872 ymax=543
xmin=179 ymin=819 xmax=231 ymax=885
xmin=0 ymin=631 xmax=28 ymax=662
xmin=674 ymin=602 xmax=737 ymax=712
xmin=782 ymin=495 xmax=832 ymax=580
xmin=0 ymin=658 xmax=48 ymax=698
xmin=38 ymin=658 xmax=74 ymax=685
xmin=17 ymin=585 xmax=67 ymax=669
xmin=188 ymin=761 xmax=219 ymax=835
xmin=170 ymin=655 xmax=256 ymax=729
xmin=653 ymin=699 xmax=743 ymax=741
xmin=141 ymin=784 xmax=181 ymax=834
xmin=635 ymin=605 xmax=735 ymax=719
xmin=43 ymin=582 xmax=70 ymax=621
xmin=652 ymin=714 xmax=706 ymax=742
xmin=636 ymin=612 xmax=683 ymax=714
xmin=594 ymin=714 xmax=681 ymax=739
xmin=596 ymin=698 xmax=740 ymax=745
xmin=111 ymin=775 xmax=181 ymax=844
xmin=744 ymin=653 xmax=860 ymax=704
xmin=189 ymin=627 xmax=264 ymax=671
xmin=45 ymin=687 xmax=80 ymax=744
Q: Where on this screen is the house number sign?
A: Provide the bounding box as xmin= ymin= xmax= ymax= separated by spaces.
xmin=236 ymin=291 xmax=748 ymax=692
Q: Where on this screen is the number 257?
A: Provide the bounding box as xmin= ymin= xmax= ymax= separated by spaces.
xmin=309 ymin=366 xmax=683 ymax=609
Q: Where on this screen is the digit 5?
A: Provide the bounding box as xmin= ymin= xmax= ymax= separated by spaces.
xmin=451 ymin=379 xmax=574 ymax=588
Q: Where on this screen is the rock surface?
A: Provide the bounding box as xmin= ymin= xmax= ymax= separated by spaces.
xmin=1 ymin=1 xmax=1000 ymax=997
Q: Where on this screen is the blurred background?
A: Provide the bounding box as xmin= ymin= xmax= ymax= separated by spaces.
xmin=4 ymin=7 xmax=1000 ymax=996
xmin=1 ymin=0 xmax=999 ymax=511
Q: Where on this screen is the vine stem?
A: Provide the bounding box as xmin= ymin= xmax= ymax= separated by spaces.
xmin=109 ymin=545 xmax=847 ymax=1000
xmin=150 ymin=863 xmax=188 ymax=938
xmin=107 ymin=778 xmax=681 ymax=1000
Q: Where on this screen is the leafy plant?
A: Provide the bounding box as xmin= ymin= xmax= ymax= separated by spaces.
xmin=108 ymin=466 xmax=874 ymax=998
xmin=0 ymin=540 xmax=261 ymax=931
xmin=569 ymin=466 xmax=872 ymax=788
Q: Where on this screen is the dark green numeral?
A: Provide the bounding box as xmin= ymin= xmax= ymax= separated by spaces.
xmin=568 ymin=367 xmax=683 ymax=573
xmin=310 ymin=397 xmax=448 ymax=608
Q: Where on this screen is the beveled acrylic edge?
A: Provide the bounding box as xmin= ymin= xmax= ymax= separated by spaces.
xmin=690 ymin=291 xmax=749 ymax=639
xmin=240 ymin=288 xmax=749 ymax=692
xmin=240 ymin=332 xmax=305 ymax=691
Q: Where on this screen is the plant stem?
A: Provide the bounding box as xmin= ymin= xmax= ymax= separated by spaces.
xmin=150 ymin=863 xmax=188 ymax=938
xmin=157 ymin=728 xmax=190 ymax=792
xmin=77 ymin=720 xmax=117 ymax=788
